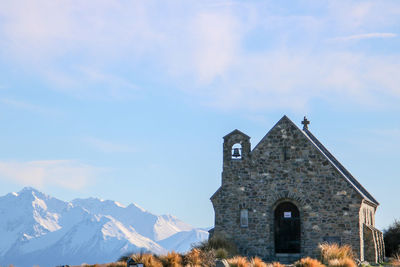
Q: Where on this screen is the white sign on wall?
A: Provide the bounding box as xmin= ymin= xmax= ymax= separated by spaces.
xmin=284 ymin=211 xmax=292 ymax=218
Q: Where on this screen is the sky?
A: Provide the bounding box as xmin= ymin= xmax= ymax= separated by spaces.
xmin=0 ymin=0 xmax=399 ymax=229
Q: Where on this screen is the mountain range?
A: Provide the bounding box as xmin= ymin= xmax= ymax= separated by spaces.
xmin=0 ymin=187 xmax=209 ymax=267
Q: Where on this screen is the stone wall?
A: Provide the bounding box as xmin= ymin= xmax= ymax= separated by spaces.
xmin=211 ymin=116 xmax=371 ymax=261
xmin=359 ymin=202 xmax=379 ymax=261
xmin=363 ymin=224 xmax=385 ymax=263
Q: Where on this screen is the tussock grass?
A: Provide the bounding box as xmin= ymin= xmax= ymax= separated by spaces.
xmin=390 ymin=253 xmax=400 ymax=266
xmin=270 ymin=262 xmax=285 ymax=267
xmin=118 ymin=253 xmax=163 ymax=267
xmin=198 ymin=249 xmax=216 ymax=267
xmin=250 ymin=257 xmax=267 ymax=267
xmin=227 ymin=256 xmax=249 ymax=267
xmin=294 ymin=257 xmax=325 ymax=267
xmin=327 ymin=258 xmax=356 ymax=267
xmin=159 ymin=251 xmax=183 ymax=267
xmin=318 ymin=243 xmax=356 ymax=267
xmin=107 ymin=262 xmax=127 ymax=267
xmin=318 ymin=243 xmax=354 ymax=264
xmin=134 ymin=253 xmax=163 ymax=267
xmin=184 ymin=248 xmax=202 ymax=266
xmin=195 ymin=234 xmax=237 ymax=257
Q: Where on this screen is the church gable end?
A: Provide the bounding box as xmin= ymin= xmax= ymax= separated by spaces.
xmin=250 ymin=115 xmax=376 ymax=204
xmin=210 ymin=115 xmax=383 ymax=263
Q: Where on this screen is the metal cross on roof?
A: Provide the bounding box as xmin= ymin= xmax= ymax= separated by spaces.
xmin=301 ymin=116 xmax=310 ymax=130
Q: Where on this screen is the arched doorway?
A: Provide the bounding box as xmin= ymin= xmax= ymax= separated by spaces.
xmin=274 ymin=201 xmax=300 ymax=253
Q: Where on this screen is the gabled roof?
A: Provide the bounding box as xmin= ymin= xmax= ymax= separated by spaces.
xmin=251 ymin=115 xmax=379 ymax=206
xmin=223 ymin=129 xmax=250 ymax=140
xmin=218 ymin=115 xmax=379 ymax=206
xmin=302 ymin=128 xmax=379 ymax=206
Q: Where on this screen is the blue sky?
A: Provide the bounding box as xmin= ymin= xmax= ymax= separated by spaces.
xmin=0 ymin=0 xmax=399 ymax=229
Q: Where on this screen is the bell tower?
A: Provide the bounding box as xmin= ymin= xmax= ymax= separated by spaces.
xmin=222 ymin=129 xmax=251 ymax=168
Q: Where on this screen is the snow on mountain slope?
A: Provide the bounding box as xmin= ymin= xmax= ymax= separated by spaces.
xmin=158 ymin=229 xmax=209 ymax=253
xmin=71 ymin=198 xmax=194 ymax=241
xmin=153 ymin=215 xmax=194 ymax=241
xmin=0 ymin=188 xmax=208 ymax=267
xmin=0 ymin=187 xmax=69 ymax=256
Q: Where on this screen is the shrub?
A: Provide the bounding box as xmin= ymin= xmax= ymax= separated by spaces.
xmin=107 ymin=262 xmax=127 ymax=267
xmin=184 ymin=248 xmax=202 ymax=266
xmin=118 ymin=253 xmax=162 ymax=267
xmin=134 ymin=253 xmax=163 ymax=267
xmin=195 ymin=234 xmax=237 ymax=257
xmin=250 ymin=257 xmax=267 ymax=267
xmin=327 ymin=258 xmax=356 ymax=267
xmin=389 ymin=253 xmax=400 ymax=266
xmin=294 ymin=257 xmax=325 ymax=267
xmin=384 ymin=219 xmax=400 ymax=257
xmin=318 ymin=243 xmax=353 ymax=264
xmin=215 ymin=248 xmax=228 ymax=259
xmin=159 ymin=251 xmax=183 ymax=267
xmin=227 ymin=256 xmax=249 ymax=267
xmin=198 ymin=249 xmax=216 ymax=267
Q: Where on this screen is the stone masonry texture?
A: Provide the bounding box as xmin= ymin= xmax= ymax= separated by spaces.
xmin=210 ymin=115 xmax=384 ymax=263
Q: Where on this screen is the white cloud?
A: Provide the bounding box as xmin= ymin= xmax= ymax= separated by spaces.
xmin=187 ymin=50 xmax=400 ymax=111
xmin=189 ymin=12 xmax=240 ymax=83
xmin=41 ymin=66 xmax=141 ymax=100
xmin=329 ymin=33 xmax=397 ymax=42
xmin=0 ymin=160 xmax=99 ymax=190
xmin=0 ymin=0 xmax=399 ymax=110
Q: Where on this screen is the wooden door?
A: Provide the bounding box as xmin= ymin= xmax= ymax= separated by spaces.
xmin=274 ymin=202 xmax=300 ymax=253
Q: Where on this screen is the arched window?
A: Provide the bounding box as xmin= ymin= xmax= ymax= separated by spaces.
xmin=232 ymin=143 xmax=242 ymax=159
xmin=240 ymin=209 xmax=248 ymax=227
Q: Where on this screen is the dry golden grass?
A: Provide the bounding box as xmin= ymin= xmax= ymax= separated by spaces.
xmin=327 ymin=258 xmax=356 ymax=267
xmin=294 ymin=257 xmax=325 ymax=267
xmin=160 ymin=251 xmax=183 ymax=267
xmin=227 ymin=256 xmax=249 ymax=267
xmin=268 ymin=262 xmax=285 ymax=267
xmin=198 ymin=249 xmax=216 ymax=267
xmin=195 ymin=234 xmax=237 ymax=257
xmin=129 ymin=253 xmax=163 ymax=267
xmin=390 ymin=260 xmax=400 ymax=266
xmin=390 ymin=254 xmax=400 ymax=266
xmin=318 ymin=243 xmax=353 ymax=264
xmin=184 ymin=248 xmax=202 ymax=266
xmin=106 ymin=262 xmax=126 ymax=267
xmin=250 ymin=257 xmax=267 ymax=267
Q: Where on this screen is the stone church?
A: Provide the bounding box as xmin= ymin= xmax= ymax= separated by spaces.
xmin=210 ymin=115 xmax=384 ymax=263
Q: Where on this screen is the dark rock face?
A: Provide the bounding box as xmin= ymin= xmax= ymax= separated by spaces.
xmin=210 ymin=116 xmax=384 ymax=263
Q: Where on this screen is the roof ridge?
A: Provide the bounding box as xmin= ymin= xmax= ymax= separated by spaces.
xmin=302 ymin=128 xmax=379 ymax=205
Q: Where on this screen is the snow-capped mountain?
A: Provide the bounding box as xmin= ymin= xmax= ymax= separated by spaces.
xmin=0 ymin=187 xmax=208 ymax=267
xmin=158 ymin=229 xmax=209 ymax=253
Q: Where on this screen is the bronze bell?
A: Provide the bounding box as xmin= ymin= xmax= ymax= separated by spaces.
xmin=232 ymin=148 xmax=241 ymax=158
